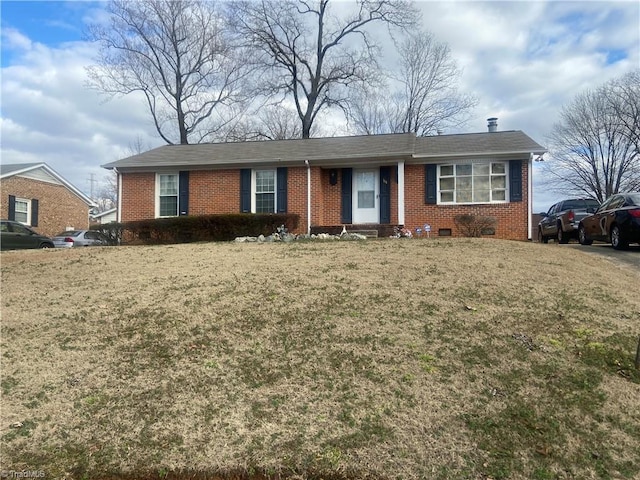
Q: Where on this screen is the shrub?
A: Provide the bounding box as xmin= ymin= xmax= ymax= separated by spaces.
xmin=454 ymin=214 xmax=497 ymax=237
xmin=110 ymin=214 xmax=299 ymax=245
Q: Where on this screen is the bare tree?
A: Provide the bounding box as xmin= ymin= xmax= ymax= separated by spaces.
xmin=98 ymin=135 xmax=151 ymax=212
xmin=544 ymin=72 xmax=640 ymax=202
xmin=606 ymin=70 xmax=640 ymax=156
xmin=225 ymin=104 xmax=305 ymax=141
xmin=230 ymin=0 xmax=417 ymax=139
xmin=349 ymin=30 xmax=477 ymax=136
xmin=86 ymin=0 xmax=252 ymax=144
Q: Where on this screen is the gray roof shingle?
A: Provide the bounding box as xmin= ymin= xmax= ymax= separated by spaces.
xmin=0 ymin=163 xmax=44 ymax=177
xmin=415 ymin=131 xmax=546 ymax=157
xmin=103 ymin=131 xmax=546 ymax=170
xmin=103 ymin=133 xmax=417 ymax=169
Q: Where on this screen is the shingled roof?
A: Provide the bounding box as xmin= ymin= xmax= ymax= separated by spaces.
xmin=103 ymin=131 xmax=545 ymax=170
xmin=415 ymin=131 xmax=546 ymax=158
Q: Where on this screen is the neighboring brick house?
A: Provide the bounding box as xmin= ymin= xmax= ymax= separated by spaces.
xmin=1 ymin=163 xmax=96 ymax=237
xmin=103 ymin=121 xmax=546 ymax=241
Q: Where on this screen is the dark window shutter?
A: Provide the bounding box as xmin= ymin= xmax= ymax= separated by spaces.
xmin=31 ymin=199 xmax=39 ymax=227
xmin=276 ymin=167 xmax=288 ymax=213
xmin=8 ymin=195 xmax=16 ymax=221
xmin=341 ymin=168 xmax=352 ymax=224
xmin=425 ymin=164 xmax=437 ymax=204
xmin=179 ymin=171 xmax=189 ymax=216
xmin=509 ymin=160 xmax=523 ymax=202
xmin=240 ymin=169 xmax=251 ymax=213
xmin=379 ymin=166 xmax=391 ymax=224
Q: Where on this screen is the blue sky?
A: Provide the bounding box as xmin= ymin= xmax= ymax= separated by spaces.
xmin=1 ymin=0 xmax=639 ymax=212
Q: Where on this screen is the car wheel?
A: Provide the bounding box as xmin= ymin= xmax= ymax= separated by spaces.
xmin=538 ymin=228 xmax=548 ymax=244
xmin=611 ymin=225 xmax=629 ymax=250
xmin=557 ymin=225 xmax=569 ymax=244
xmin=578 ymin=225 xmax=592 ymax=245
xmin=40 ymin=243 xmax=53 ymax=249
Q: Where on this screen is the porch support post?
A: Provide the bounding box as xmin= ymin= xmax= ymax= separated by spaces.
xmin=305 ymin=160 xmax=311 ymax=235
xmin=398 ymin=160 xmax=405 ymax=225
xmin=528 ymin=153 xmax=533 ymax=240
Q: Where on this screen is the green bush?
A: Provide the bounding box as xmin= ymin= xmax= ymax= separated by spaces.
xmin=98 ymin=214 xmax=299 ymax=245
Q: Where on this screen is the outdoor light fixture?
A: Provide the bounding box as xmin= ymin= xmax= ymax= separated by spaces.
xmin=329 ymin=169 xmax=338 ymax=185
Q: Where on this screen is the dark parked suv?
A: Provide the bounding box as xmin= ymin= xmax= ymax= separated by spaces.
xmin=538 ymin=198 xmax=600 ymax=244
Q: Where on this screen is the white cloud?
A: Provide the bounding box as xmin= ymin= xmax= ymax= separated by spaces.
xmin=1 ymin=27 xmax=33 ymax=51
xmin=1 ymin=36 xmax=161 ymax=197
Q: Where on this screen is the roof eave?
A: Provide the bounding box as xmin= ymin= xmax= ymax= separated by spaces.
xmin=411 ymin=148 xmax=547 ymax=160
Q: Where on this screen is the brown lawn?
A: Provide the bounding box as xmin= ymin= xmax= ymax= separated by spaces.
xmin=1 ymin=238 xmax=639 ymax=480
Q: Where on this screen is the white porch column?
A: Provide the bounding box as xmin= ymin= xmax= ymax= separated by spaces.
xmin=305 ymin=160 xmax=311 ymax=234
xmin=397 ymin=160 xmax=405 ymax=225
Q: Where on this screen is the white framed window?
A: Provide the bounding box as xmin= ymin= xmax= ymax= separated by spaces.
xmin=156 ymin=173 xmax=179 ymax=217
xmin=252 ymin=169 xmax=276 ymax=213
xmin=15 ymin=198 xmax=30 ymax=224
xmin=438 ymin=162 xmax=507 ymax=204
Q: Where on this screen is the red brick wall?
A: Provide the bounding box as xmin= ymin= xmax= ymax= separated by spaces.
xmin=120 ymin=172 xmax=155 ymax=221
xmin=190 ymin=170 xmax=240 ymax=215
xmin=0 ymin=177 xmax=90 ymax=236
xmin=403 ymin=164 xmax=529 ymax=240
xmin=118 ymin=162 xmax=530 ymax=239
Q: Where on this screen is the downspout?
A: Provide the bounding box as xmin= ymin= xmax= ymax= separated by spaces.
xmin=528 ymin=153 xmax=533 ymax=241
xmin=116 ymin=168 xmax=122 ymax=223
xmin=305 ymin=160 xmax=311 ymax=235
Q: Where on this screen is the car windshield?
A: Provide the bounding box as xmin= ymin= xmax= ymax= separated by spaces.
xmin=563 ymin=199 xmax=599 ymax=210
xmin=56 ymin=231 xmax=82 ymax=237
xmin=627 ymin=193 xmax=640 ymax=206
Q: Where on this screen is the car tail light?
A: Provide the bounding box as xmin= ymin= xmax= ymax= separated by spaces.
xmin=64 ymin=237 xmax=74 ymax=243
xmin=568 ymin=210 xmax=574 ymax=221
xmin=629 ymin=209 xmax=640 ymax=218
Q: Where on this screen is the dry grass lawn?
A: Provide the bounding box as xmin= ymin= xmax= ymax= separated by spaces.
xmin=1 ymin=238 xmax=639 ymax=480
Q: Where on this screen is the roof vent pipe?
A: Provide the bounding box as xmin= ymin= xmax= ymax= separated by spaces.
xmin=487 ymin=117 xmax=498 ymax=132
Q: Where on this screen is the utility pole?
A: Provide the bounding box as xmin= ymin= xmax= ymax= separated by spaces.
xmin=87 ymin=173 xmax=97 ymax=200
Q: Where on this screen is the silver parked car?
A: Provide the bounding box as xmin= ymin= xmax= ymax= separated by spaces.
xmin=52 ymin=230 xmax=109 ymax=248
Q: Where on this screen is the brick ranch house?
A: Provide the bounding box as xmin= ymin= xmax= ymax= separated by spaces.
xmin=1 ymin=163 xmax=96 ymax=237
xmin=103 ymin=122 xmax=546 ymax=241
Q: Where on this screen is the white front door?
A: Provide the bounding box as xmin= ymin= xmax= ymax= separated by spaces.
xmin=352 ymin=168 xmax=379 ymax=223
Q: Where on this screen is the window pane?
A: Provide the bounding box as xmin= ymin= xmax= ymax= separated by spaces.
xmin=491 ymin=176 xmax=506 ymax=189
xmin=475 ymin=175 xmax=490 ymax=191
xmin=160 ymin=175 xmax=178 ymax=195
xmin=492 ymin=190 xmax=506 ymax=201
xmin=440 ymin=191 xmax=454 ymax=202
xmin=474 ymin=164 xmax=490 ymax=175
xmin=457 ymin=177 xmax=472 ymax=190
xmin=256 ymin=193 xmax=275 ymax=213
xmin=358 ymin=191 xmax=375 ymax=208
xmin=256 ymin=170 xmax=275 ymax=193
xmin=457 ymin=164 xmax=472 ymax=176
xmin=473 ymin=189 xmax=490 ymax=202
xmin=15 ymin=199 xmax=28 ymax=223
xmin=440 ymin=177 xmax=454 ymax=190
xmin=457 ymin=190 xmax=472 ymax=203
xmin=491 ymin=163 xmax=506 ymax=174
xmin=160 ymin=196 xmax=177 ymax=216
xmin=440 ymin=165 xmax=454 ymax=176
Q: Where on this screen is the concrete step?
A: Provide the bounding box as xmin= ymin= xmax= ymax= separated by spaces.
xmin=348 ymin=229 xmax=378 ymax=238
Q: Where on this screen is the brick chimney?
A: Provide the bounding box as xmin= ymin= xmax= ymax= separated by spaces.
xmin=487 ymin=117 xmax=498 ymax=132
